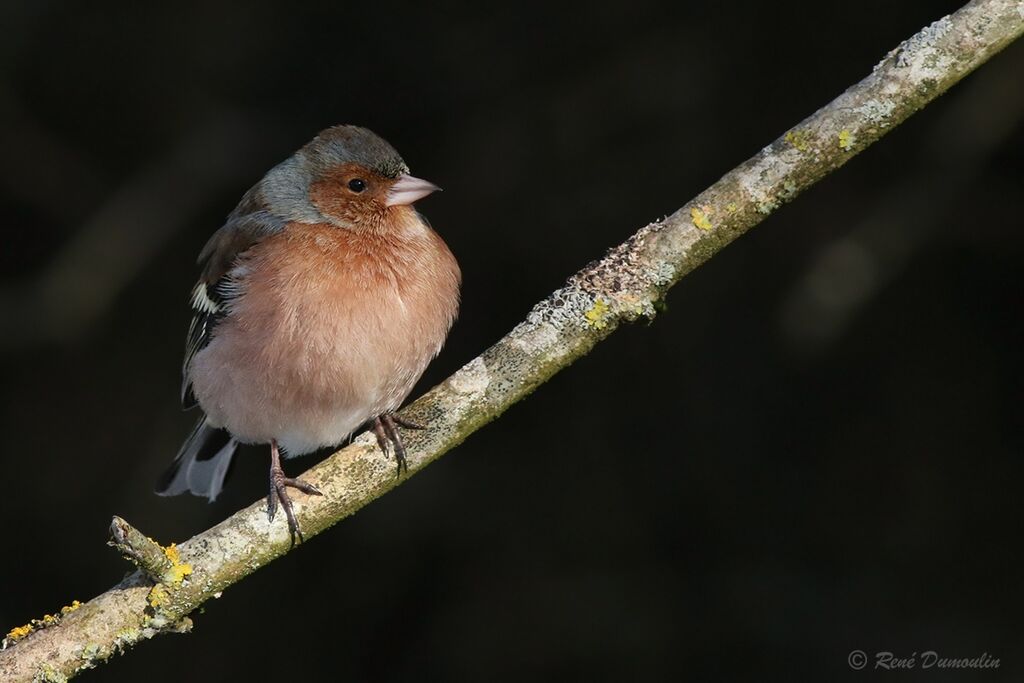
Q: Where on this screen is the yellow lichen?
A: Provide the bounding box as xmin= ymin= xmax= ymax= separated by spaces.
xmin=726 ymin=202 xmax=738 ymax=213
xmin=148 ymin=584 xmax=171 ymax=609
xmin=690 ymin=206 xmax=712 ymax=231
xmin=784 ymin=129 xmax=811 ymax=151
xmin=3 ymin=599 xmax=85 ymax=648
xmin=6 ymin=623 xmax=33 ymax=641
xmin=60 ymin=601 xmax=83 ymax=616
xmin=167 ymin=562 xmax=193 ymax=583
xmin=162 ymin=542 xmax=193 ymax=584
xmin=838 ymin=129 xmax=855 ymax=151
xmin=163 ymin=543 xmax=181 ymax=563
xmin=584 ymin=298 xmax=610 ymax=329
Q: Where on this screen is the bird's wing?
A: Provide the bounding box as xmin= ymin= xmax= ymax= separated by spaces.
xmin=181 ymin=278 xmax=228 ymax=409
xmin=181 ymin=187 xmax=286 ymax=408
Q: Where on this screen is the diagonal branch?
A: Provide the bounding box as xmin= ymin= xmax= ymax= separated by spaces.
xmin=2 ymin=0 xmax=1021 ymax=679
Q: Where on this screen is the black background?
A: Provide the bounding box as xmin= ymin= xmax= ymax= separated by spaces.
xmin=1 ymin=1 xmax=1022 ymax=681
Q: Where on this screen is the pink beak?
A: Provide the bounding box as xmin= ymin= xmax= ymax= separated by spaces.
xmin=385 ymin=174 xmax=442 ymax=206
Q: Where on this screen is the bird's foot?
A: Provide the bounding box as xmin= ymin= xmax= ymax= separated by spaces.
xmin=267 ymin=439 xmax=322 ymax=546
xmin=372 ymin=413 xmax=423 ymax=476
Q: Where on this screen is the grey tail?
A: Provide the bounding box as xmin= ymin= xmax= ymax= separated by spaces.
xmin=155 ymin=417 xmax=238 ymax=502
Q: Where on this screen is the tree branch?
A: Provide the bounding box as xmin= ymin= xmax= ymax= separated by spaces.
xmin=2 ymin=0 xmax=1021 ymax=679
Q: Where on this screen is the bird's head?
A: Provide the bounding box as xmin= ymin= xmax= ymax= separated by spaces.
xmin=259 ymin=125 xmax=440 ymax=233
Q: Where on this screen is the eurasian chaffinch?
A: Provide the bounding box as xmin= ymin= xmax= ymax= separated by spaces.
xmin=156 ymin=125 xmax=461 ymax=543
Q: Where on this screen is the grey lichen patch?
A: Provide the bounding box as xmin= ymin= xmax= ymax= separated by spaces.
xmin=79 ymin=643 xmax=101 ymax=661
xmin=779 ymin=180 xmax=799 ymax=201
xmin=902 ymin=45 xmax=956 ymax=85
xmin=735 ymin=151 xmax=792 ymax=217
xmin=855 ymin=98 xmax=897 ymax=127
xmin=888 ymin=15 xmax=953 ymax=74
xmin=649 ymin=260 xmax=677 ymax=287
xmin=571 ymin=224 xmax=661 ymax=299
xmin=756 ymin=198 xmax=780 ymax=215
xmin=32 ymin=664 xmax=68 ymax=683
xmin=525 ymin=285 xmax=597 ymax=332
xmin=111 ymin=628 xmax=146 ymax=654
xmin=217 ymin=510 xmax=275 ymax=561
xmin=898 ymin=16 xmax=953 ymax=65
xmin=448 ymin=357 xmax=490 ymax=399
xmin=508 ymin=318 xmax=560 ymax=355
xmin=616 ymin=293 xmax=658 ymax=321
xmin=560 ymin=220 xmax=679 ymax=328
xmin=72 ymin=643 xmax=104 ymax=676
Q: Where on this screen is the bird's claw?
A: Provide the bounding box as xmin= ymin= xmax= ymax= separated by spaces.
xmin=373 ymin=413 xmax=421 ymax=476
xmin=267 ymin=440 xmax=322 ymax=547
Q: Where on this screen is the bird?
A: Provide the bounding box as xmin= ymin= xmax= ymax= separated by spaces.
xmin=156 ymin=125 xmax=461 ymax=544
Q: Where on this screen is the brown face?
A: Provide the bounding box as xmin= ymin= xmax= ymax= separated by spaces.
xmin=308 ymin=162 xmax=396 ymax=230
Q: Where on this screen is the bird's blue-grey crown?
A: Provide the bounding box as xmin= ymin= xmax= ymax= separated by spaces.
xmin=253 ymin=125 xmax=410 ymax=226
xmin=304 ymin=125 xmax=410 ymax=179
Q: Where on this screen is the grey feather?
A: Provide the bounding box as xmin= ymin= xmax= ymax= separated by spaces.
xmin=303 ymin=125 xmax=409 ymax=179
xmin=156 ymin=418 xmax=238 ymax=502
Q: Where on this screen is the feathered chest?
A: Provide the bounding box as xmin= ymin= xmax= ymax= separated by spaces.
xmin=183 ymin=218 xmax=460 ymax=449
xmin=225 ymin=222 xmax=459 ymax=359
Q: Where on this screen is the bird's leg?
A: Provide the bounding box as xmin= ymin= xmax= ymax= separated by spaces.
xmin=267 ymin=439 xmax=323 ymax=546
xmin=372 ymin=414 xmax=421 ymax=476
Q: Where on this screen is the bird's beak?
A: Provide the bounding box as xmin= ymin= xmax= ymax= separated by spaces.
xmin=385 ymin=174 xmax=442 ymax=206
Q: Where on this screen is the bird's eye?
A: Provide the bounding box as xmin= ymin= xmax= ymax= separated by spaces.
xmin=347 ymin=178 xmax=366 ymax=193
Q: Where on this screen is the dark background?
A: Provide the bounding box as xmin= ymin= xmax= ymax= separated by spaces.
xmin=1 ymin=1 xmax=1022 ymax=681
